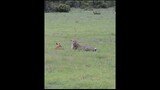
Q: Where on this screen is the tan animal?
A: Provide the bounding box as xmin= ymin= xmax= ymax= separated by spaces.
xmin=71 ymin=39 xmax=97 ymax=52
xmin=55 ymin=43 xmax=64 ymax=50
xmin=71 ymin=39 xmax=80 ymax=50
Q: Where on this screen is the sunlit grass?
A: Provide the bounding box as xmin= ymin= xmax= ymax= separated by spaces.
xmin=45 ymin=7 xmax=115 ymax=89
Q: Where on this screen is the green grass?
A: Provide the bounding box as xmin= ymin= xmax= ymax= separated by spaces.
xmin=45 ymin=7 xmax=115 ymax=89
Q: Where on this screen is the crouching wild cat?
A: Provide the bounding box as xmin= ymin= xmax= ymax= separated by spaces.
xmin=71 ymin=39 xmax=97 ymax=52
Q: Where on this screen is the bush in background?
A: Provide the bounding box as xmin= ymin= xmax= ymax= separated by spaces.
xmin=45 ymin=0 xmax=115 ymax=12
xmin=56 ymin=4 xmax=70 ymax=12
xmin=45 ymin=1 xmax=70 ymax=13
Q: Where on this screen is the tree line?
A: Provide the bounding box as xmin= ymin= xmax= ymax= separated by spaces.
xmin=45 ymin=0 xmax=116 ymax=12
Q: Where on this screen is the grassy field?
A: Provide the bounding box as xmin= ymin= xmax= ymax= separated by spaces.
xmin=45 ymin=7 xmax=115 ymax=89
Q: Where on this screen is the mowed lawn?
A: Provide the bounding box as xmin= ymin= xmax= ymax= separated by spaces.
xmin=45 ymin=7 xmax=115 ymax=89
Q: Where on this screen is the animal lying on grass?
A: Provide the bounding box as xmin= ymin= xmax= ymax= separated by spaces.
xmin=71 ymin=39 xmax=97 ymax=52
xmin=55 ymin=43 xmax=64 ymax=50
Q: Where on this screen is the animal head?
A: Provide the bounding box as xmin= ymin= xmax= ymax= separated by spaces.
xmin=55 ymin=43 xmax=63 ymax=50
xmin=71 ymin=39 xmax=77 ymax=44
xmin=71 ymin=39 xmax=80 ymax=50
